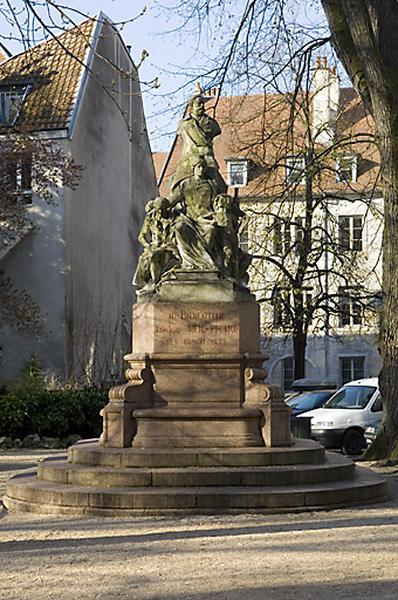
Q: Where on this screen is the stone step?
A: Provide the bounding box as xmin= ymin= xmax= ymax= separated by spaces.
xmin=68 ymin=438 xmax=326 ymax=468
xmin=37 ymin=452 xmax=354 ymax=488
xmin=4 ymin=467 xmax=387 ymax=517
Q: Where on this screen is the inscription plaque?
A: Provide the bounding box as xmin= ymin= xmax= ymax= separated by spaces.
xmin=133 ymin=303 xmax=260 ymax=355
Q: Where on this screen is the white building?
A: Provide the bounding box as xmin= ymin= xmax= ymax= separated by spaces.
xmin=156 ymin=61 xmax=383 ymax=389
xmin=0 ymin=14 xmax=157 ymax=383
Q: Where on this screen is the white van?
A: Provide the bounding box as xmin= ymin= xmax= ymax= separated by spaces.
xmin=297 ymin=377 xmax=382 ymax=454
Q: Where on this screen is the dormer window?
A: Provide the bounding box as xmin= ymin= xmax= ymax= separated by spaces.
xmin=225 ymin=158 xmax=249 ymax=187
xmin=285 ymin=155 xmax=306 ymax=185
xmin=0 ymin=84 xmax=30 ymax=126
xmin=336 ymin=154 xmax=357 ymax=183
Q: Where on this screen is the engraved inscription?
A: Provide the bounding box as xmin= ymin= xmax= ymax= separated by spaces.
xmin=156 ymin=307 xmax=239 ymax=348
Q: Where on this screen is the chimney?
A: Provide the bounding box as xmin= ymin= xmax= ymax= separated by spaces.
xmin=312 ymin=56 xmax=340 ymax=145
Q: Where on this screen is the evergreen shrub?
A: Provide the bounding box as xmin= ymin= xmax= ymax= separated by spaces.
xmin=0 ymin=358 xmax=109 ymax=438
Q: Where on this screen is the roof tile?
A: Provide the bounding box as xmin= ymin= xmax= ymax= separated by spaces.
xmin=0 ymin=18 xmax=96 ymax=131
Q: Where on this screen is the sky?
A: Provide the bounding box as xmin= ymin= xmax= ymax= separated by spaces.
xmin=0 ymin=1 xmax=331 ymax=152
xmin=0 ymin=0 xmax=216 ymax=151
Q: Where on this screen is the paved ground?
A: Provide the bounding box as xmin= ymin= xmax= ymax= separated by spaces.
xmin=1 ymin=450 xmax=398 ymax=600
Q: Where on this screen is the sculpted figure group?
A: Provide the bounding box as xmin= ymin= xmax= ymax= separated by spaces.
xmin=134 ymin=91 xmax=251 ymax=294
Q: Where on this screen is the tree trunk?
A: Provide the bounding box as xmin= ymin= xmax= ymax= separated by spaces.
xmin=377 ymin=112 xmax=398 ymax=457
xmin=293 ymin=328 xmax=306 ymax=380
xmin=321 ymin=0 xmax=398 ymax=458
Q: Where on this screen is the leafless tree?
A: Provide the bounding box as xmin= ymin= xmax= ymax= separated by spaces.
xmin=158 ymin=1 xmax=382 ymax=384
xmin=0 ymin=3 xmax=152 ymax=333
xmin=158 ymin=0 xmax=398 ymax=458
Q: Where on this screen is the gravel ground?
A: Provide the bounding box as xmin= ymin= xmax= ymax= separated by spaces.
xmin=1 ymin=450 xmax=398 ymax=600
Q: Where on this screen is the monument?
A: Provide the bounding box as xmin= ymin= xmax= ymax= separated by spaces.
xmin=100 ymin=88 xmax=291 ymax=452
xmin=4 ymin=90 xmax=387 ymax=515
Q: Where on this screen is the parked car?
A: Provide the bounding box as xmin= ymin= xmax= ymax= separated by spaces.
xmin=285 ymin=378 xmax=337 ymax=401
xmin=287 ymin=390 xmax=336 ymax=416
xmin=297 ymin=377 xmax=382 ymax=454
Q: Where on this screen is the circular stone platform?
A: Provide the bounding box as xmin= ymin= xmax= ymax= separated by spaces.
xmin=3 ymin=438 xmax=388 ymax=516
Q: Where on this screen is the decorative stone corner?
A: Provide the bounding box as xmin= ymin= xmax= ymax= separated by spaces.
xmin=244 ymin=368 xmax=292 ymax=447
xmin=100 ymin=360 xmax=154 ymax=448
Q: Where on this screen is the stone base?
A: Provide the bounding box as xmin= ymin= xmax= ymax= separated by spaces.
xmin=137 ymin=270 xmax=256 ymax=304
xmin=99 ymin=300 xmax=292 ymax=449
xmin=131 ymin=407 xmax=265 ymax=448
xmin=3 ymin=439 xmax=388 ymax=516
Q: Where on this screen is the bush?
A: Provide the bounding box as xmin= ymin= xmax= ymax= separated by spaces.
xmin=0 ymin=359 xmax=109 ymax=438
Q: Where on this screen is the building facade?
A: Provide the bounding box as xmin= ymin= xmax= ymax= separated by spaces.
xmin=0 ymin=14 xmax=157 ymax=383
xmin=155 ymin=60 xmax=383 ymax=390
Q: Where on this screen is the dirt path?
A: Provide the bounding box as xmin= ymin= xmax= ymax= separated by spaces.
xmin=1 ymin=451 xmax=398 ymax=600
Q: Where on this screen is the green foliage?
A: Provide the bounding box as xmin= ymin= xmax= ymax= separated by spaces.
xmin=0 ymin=358 xmax=108 ymax=438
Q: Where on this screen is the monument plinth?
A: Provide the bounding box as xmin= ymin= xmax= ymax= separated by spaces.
xmin=100 ymin=298 xmax=291 ymax=449
xmin=4 ymin=87 xmax=387 ymax=515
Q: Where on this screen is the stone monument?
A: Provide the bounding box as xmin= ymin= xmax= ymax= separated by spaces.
xmin=100 ymin=88 xmax=291 ymax=452
xmin=4 ymin=89 xmax=387 ymax=515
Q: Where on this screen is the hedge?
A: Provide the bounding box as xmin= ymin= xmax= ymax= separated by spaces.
xmin=0 ymin=360 xmax=109 ymax=438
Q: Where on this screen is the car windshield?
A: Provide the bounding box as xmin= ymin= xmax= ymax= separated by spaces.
xmin=324 ymin=386 xmax=376 ymax=410
xmin=287 ymin=392 xmax=333 ymax=411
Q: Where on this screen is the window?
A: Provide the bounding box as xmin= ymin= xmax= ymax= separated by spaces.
xmin=273 ymin=287 xmax=313 ymax=330
xmin=273 ymin=219 xmax=282 ymax=254
xmin=338 ymin=215 xmax=363 ymax=251
xmin=371 ymin=394 xmax=382 ymax=413
xmin=239 ymin=221 xmax=249 ymax=253
xmin=273 ymin=217 xmax=293 ymax=255
xmin=273 ymin=288 xmax=290 ymax=328
xmin=339 ymin=356 xmax=365 ymax=385
xmin=338 ymin=287 xmax=362 ymax=327
xmin=0 ymin=84 xmax=30 ymax=126
xmin=336 ymin=154 xmax=358 ymax=183
xmin=4 ymin=153 xmax=32 ymax=202
xmin=226 ymin=158 xmax=249 ymax=187
xmin=295 ymin=217 xmax=304 ymax=254
xmin=285 ymin=155 xmax=306 ymax=185
xmin=283 ymin=356 xmax=295 ymax=391
xmin=326 ymin=382 xmax=374 ymax=406
xmin=283 ymin=221 xmax=291 ymax=253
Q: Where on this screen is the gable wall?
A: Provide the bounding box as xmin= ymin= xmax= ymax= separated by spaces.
xmin=0 ymin=148 xmax=69 ymax=379
xmin=66 ymin=19 xmax=157 ymax=382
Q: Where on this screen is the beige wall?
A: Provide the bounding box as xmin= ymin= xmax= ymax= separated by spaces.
xmin=66 ymin=20 xmax=157 ymax=383
xmin=0 ymin=19 xmax=157 ymax=383
xmin=0 ymin=164 xmax=69 ymax=379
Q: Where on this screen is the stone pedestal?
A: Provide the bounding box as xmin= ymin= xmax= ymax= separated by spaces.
xmin=100 ymin=301 xmax=292 ymax=449
xmin=5 ymin=293 xmax=389 ymax=517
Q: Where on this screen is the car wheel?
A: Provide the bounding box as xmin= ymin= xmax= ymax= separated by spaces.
xmin=342 ymin=429 xmax=365 ymax=455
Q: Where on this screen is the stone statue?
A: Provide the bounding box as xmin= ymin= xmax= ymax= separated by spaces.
xmin=133 ymin=89 xmax=252 ymax=296
xmin=171 ymin=92 xmax=227 ymax=196
xmin=133 ymin=197 xmax=179 ymax=291
xmin=213 ymin=194 xmax=239 ymax=278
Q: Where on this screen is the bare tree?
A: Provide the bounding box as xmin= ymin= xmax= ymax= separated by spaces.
xmin=216 ymin=62 xmax=381 ymax=384
xmin=158 ymin=0 xmax=398 ymax=456
xmin=319 ymin=0 xmax=398 ymax=459
xmin=158 ymin=3 xmax=382 ymax=386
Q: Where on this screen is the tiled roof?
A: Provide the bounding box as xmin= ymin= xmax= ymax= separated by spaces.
xmin=157 ymin=88 xmax=379 ymax=198
xmin=0 ymin=17 xmax=96 ymax=132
